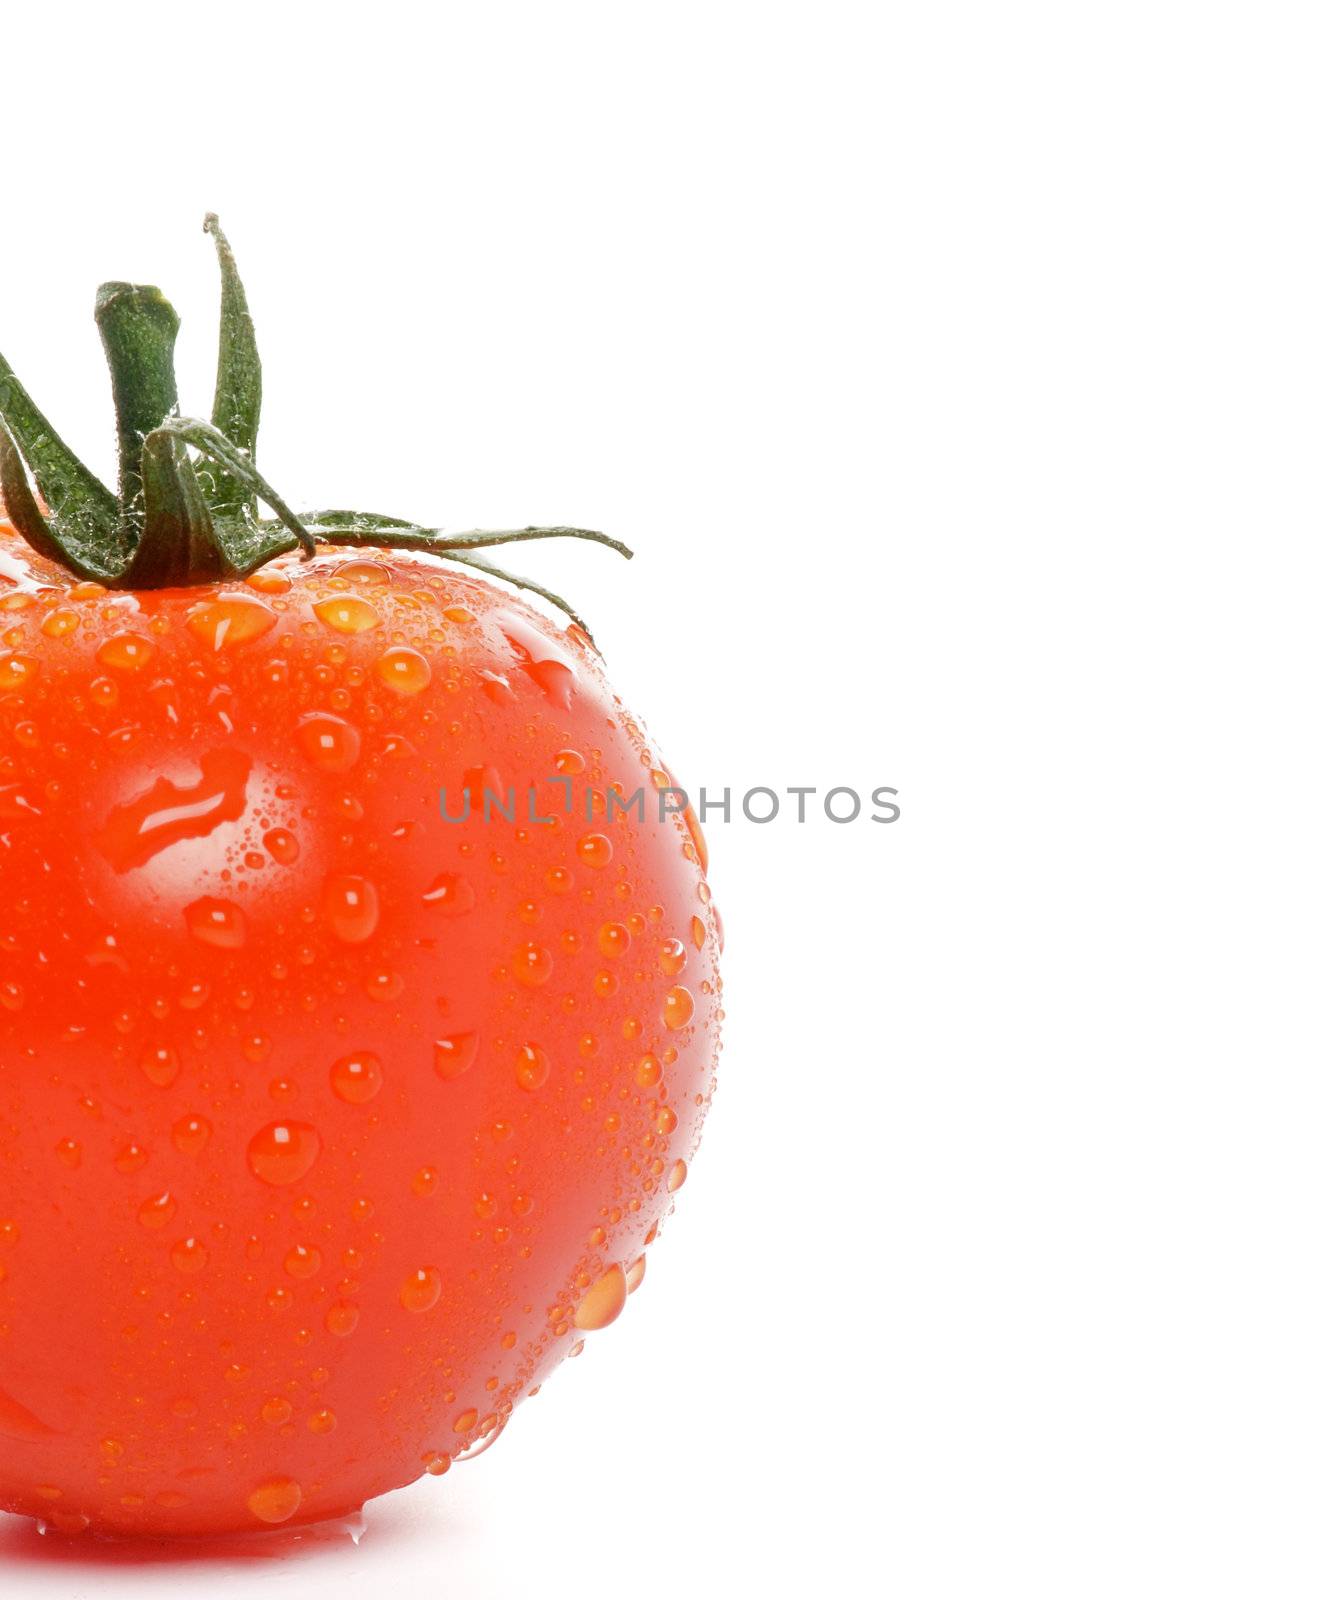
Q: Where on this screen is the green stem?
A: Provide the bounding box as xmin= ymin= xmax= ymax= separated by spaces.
xmin=0 ymin=218 xmax=628 ymax=639
xmin=123 ymin=431 xmax=234 ymax=588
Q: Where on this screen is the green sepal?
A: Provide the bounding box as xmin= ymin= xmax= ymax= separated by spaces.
xmin=0 ymin=349 xmax=122 ymax=567
xmin=255 ymin=511 xmax=630 ymax=635
xmin=204 ymin=214 xmax=262 ymax=517
xmin=0 ymin=425 xmax=89 ymax=574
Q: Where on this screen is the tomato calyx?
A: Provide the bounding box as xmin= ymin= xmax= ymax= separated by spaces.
xmin=0 ymin=216 xmax=629 ymax=632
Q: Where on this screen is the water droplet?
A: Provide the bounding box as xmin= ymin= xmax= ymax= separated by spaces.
xmin=663 ymin=986 xmax=695 ymax=1030
xmin=114 ymin=1142 xmax=149 ymax=1174
xmin=512 ymin=943 xmax=553 ymax=987
xmin=435 ymin=1033 xmax=478 ymax=1081
xmin=667 ymin=1158 xmax=688 ymax=1192
xmin=452 ymin=1408 xmax=479 ymax=1434
xmin=41 ymin=609 xmax=79 ymax=638
xmin=246 ymin=568 xmax=292 ymax=594
xmin=625 ymin=1254 xmax=647 ymax=1293
xmin=247 ymin=1122 xmax=322 ymax=1186
xmin=598 ymin=923 xmax=630 ymax=959
xmin=400 ymin=1267 xmax=443 ymax=1312
xmin=279 ymin=1244 xmax=321 ymax=1283
xmin=138 ymin=1191 xmax=177 ymax=1229
xmin=365 ymin=970 xmax=403 ymax=1003
xmin=55 ymin=1138 xmax=81 ymax=1169
xmin=96 ymin=633 xmax=155 ymax=672
xmin=422 ymin=873 xmax=476 ymax=915
xmin=308 ymin=1408 xmax=337 ymax=1434
xmin=499 ymin=618 xmax=577 ymax=708
xmin=0 ymin=654 xmax=38 ymax=690
xmin=322 ymin=875 xmax=380 ymax=944
xmin=171 ymin=1236 xmax=208 ymax=1274
xmin=314 ymin=595 xmax=381 ymax=633
xmin=683 ymin=804 xmax=709 ymax=873
xmin=515 ymin=1043 xmax=550 ymax=1092
xmin=655 ymin=1105 xmax=678 ymax=1135
xmin=658 ymin=938 xmax=686 ymax=976
xmin=330 ymin=1052 xmax=383 ymax=1104
xmin=376 ymin=646 xmax=432 ymax=695
xmin=246 ymin=1476 xmax=303 ymax=1524
xmin=690 ymin=915 xmax=706 ymax=950
xmin=264 ymin=828 xmax=300 ymax=864
xmin=324 ymin=560 xmax=390 ymax=589
xmin=574 ymin=1264 xmax=628 ymax=1330
xmin=577 ymin=833 xmax=612 ymax=869
xmin=554 ymin=749 xmax=585 ymax=775
xmin=261 ymin=1396 xmax=293 ymax=1426
xmin=187 ymin=596 xmax=277 ymax=650
xmin=325 ymin=1301 xmax=360 ymax=1337
xmin=296 ymin=712 xmax=362 ymax=773
xmin=423 ymin=1450 xmax=452 ymax=1476
xmin=635 ymin=1053 xmax=663 ymax=1088
xmin=140 ymin=1045 xmax=180 ymax=1088
xmin=172 ymin=1115 xmax=211 ymax=1154
xmin=185 ymin=898 xmax=247 ymax=951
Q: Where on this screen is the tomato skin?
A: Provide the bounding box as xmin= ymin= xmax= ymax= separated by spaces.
xmin=0 ymin=529 xmax=720 ymax=1535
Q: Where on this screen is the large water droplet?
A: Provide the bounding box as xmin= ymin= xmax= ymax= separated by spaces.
xmin=577 ymin=833 xmax=612 ymax=869
xmin=322 ymin=875 xmax=380 ymax=944
xmin=663 ymin=986 xmax=695 ymax=1030
xmin=170 ymin=1236 xmax=208 ymax=1274
xmin=140 ymin=1045 xmax=180 ymax=1089
xmin=400 ymin=1267 xmax=442 ymax=1312
xmin=296 ymin=712 xmax=362 ymax=773
xmin=515 ymin=1043 xmax=550 ymax=1092
xmin=96 ymin=633 xmax=155 ymax=672
xmin=284 ymin=1243 xmax=322 ymax=1279
xmin=574 ymin=1264 xmax=627 ymax=1330
xmin=325 ymin=1301 xmax=360 ymax=1337
xmin=314 ymin=596 xmax=381 ymax=633
xmin=512 ymin=943 xmax=553 ymax=987
xmin=172 ymin=1115 xmax=211 ymax=1154
xmin=246 ymin=1476 xmax=303 ymax=1524
xmin=422 ymin=873 xmax=476 ymax=915
xmin=435 ymin=1033 xmax=479 ymax=1081
xmin=187 ymin=597 xmax=277 ymax=650
xmin=185 ymin=897 xmax=248 ymax=950
xmin=247 ymin=1121 xmax=322 ymax=1186
xmin=330 ymin=1052 xmax=383 ymax=1104
xmin=137 ymin=1191 xmax=177 ymax=1230
xmin=376 ymin=647 xmax=432 ymax=695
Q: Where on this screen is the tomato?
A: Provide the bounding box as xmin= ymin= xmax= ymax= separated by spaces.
xmin=0 ymin=223 xmax=720 ymax=1536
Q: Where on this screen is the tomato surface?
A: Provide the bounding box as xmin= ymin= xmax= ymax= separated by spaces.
xmin=0 ymin=525 xmax=721 ymax=1535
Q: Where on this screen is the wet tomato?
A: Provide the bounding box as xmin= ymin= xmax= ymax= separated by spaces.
xmin=0 ymin=531 xmax=721 ymax=1533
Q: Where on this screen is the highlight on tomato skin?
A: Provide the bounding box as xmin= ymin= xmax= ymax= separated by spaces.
xmin=0 ymin=530 xmax=723 ymax=1536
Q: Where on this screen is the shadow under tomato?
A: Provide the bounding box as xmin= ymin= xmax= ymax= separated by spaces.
xmin=0 ymin=1493 xmax=441 ymax=1568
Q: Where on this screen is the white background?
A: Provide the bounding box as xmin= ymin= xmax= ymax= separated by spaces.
xmin=2 ymin=4 xmax=1329 ymax=1596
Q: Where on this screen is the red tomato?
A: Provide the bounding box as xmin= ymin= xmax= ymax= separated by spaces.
xmin=0 ymin=530 xmax=720 ymax=1534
